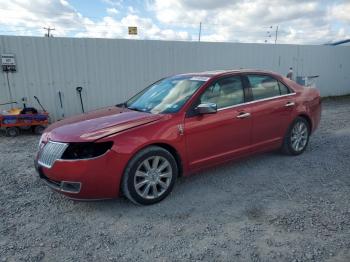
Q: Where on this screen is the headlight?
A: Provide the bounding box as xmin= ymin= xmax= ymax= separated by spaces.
xmin=61 ymin=142 xmax=113 ymax=160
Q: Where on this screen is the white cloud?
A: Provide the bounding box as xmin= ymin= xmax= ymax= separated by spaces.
xmin=127 ymin=6 xmax=138 ymax=14
xmin=0 ymin=0 xmax=190 ymax=40
xmin=76 ymin=12 xmax=190 ymax=41
xmin=330 ymin=2 xmax=350 ymax=23
xmin=0 ymin=0 xmax=85 ymax=36
xmin=152 ymin=0 xmax=350 ymax=44
xmin=0 ymin=0 xmax=349 ymax=44
xmin=106 ymin=7 xmax=119 ymax=16
xmin=101 ymin=0 xmax=123 ymax=8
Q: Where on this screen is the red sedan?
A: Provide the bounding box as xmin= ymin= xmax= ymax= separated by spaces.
xmin=35 ymin=70 xmax=321 ymax=205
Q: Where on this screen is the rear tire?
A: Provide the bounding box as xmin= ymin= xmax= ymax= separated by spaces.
xmin=281 ymin=117 xmax=310 ymax=155
xmin=6 ymin=127 xmax=20 ymax=137
xmin=122 ymin=146 xmax=178 ymax=205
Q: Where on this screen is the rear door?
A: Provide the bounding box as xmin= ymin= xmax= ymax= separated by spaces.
xmin=244 ymin=74 xmax=296 ymax=152
xmin=184 ymin=75 xmax=252 ymax=171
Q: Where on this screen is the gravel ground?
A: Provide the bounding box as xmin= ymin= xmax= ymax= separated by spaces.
xmin=1 ymin=97 xmax=350 ymax=262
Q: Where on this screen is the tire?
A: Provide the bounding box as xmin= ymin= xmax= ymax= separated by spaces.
xmin=281 ymin=117 xmax=310 ymax=155
xmin=6 ymin=127 xmax=20 ymax=137
xmin=33 ymin=125 xmax=45 ymax=135
xmin=122 ymin=146 xmax=178 ymax=205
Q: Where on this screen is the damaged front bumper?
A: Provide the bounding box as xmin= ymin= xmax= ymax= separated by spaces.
xmin=34 ymin=148 xmax=124 ymax=200
xmin=35 ymin=163 xmax=81 ymax=194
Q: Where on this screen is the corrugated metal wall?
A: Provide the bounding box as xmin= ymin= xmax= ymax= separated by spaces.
xmin=0 ymin=35 xmax=349 ymax=121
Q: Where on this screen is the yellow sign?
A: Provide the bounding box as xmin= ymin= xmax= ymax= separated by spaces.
xmin=128 ymin=26 xmax=138 ymax=35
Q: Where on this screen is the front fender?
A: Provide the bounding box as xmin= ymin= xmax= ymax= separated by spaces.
xmin=97 ymin=114 xmax=189 ymax=189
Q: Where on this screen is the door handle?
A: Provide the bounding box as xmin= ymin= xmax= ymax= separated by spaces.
xmin=236 ymin=112 xmax=251 ymax=119
xmin=285 ymin=101 xmax=295 ymax=107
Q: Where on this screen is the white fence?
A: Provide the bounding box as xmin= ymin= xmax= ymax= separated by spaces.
xmin=0 ymin=35 xmax=349 ymax=121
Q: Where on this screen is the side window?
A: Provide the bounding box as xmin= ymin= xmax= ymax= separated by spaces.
xmin=247 ymin=75 xmax=280 ymax=100
xmin=200 ymin=76 xmax=244 ymax=109
xmin=278 ymin=82 xmax=290 ymax=95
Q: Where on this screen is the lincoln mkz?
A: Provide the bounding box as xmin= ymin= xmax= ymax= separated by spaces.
xmin=35 ymin=70 xmax=321 ymax=205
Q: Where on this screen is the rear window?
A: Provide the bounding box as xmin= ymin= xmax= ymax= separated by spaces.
xmin=278 ymin=82 xmax=291 ymax=95
xmin=247 ymin=75 xmax=290 ymax=100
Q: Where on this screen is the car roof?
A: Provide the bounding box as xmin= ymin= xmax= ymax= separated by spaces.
xmin=177 ymin=69 xmax=280 ymax=78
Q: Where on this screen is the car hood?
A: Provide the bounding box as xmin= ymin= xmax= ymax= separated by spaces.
xmin=45 ymin=107 xmax=163 ymax=142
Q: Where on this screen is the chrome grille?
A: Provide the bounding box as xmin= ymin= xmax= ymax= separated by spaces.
xmin=38 ymin=141 xmax=68 ymax=168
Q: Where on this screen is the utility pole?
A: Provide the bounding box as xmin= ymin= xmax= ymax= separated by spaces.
xmin=43 ymin=27 xmax=55 ymax=37
xmin=275 ymin=25 xmax=279 ymax=44
xmin=198 ymin=22 xmax=202 ymax=42
xmin=265 ymin=26 xmax=272 ymax=43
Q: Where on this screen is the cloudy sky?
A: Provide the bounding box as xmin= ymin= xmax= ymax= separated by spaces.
xmin=0 ymin=0 xmax=349 ymax=44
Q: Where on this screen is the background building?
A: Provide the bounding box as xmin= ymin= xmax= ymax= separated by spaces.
xmin=1 ymin=35 xmax=349 ymax=121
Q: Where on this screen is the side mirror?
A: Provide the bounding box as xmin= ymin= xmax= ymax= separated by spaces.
xmin=196 ymin=103 xmax=217 ymax=114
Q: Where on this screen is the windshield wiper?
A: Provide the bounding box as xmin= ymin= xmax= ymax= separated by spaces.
xmin=127 ymin=107 xmax=146 ymax=112
xmin=116 ymin=103 xmax=147 ymax=113
xmin=116 ymin=102 xmax=127 ymax=108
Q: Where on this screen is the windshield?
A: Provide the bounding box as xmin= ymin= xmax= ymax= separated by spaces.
xmin=125 ymin=75 xmax=208 ymax=114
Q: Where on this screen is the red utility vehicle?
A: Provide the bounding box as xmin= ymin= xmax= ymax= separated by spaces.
xmin=0 ymin=112 xmax=48 ymax=137
xmin=35 ymin=70 xmax=321 ymax=205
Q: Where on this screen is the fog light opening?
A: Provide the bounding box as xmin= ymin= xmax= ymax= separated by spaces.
xmin=61 ymin=181 xmax=81 ymax=193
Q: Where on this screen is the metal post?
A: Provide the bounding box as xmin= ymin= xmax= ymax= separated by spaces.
xmin=275 ymin=25 xmax=279 ymax=44
xmin=5 ymin=71 xmax=14 ymax=109
xmin=198 ymin=22 xmax=202 ymax=42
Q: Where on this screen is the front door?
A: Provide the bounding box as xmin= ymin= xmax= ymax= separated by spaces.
xmin=184 ymin=75 xmax=252 ymax=171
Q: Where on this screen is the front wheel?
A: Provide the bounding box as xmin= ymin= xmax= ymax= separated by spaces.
xmin=6 ymin=127 xmax=20 ymax=137
xmin=33 ymin=125 xmax=45 ymax=135
xmin=122 ymin=146 xmax=178 ymax=205
xmin=282 ymin=117 xmax=310 ymax=155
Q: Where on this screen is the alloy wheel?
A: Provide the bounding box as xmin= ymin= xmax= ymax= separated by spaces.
xmin=290 ymin=121 xmax=309 ymax=152
xmin=134 ymin=156 xmax=173 ymax=199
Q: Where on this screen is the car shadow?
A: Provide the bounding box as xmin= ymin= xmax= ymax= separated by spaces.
xmin=70 ymin=150 xmax=283 ymax=212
